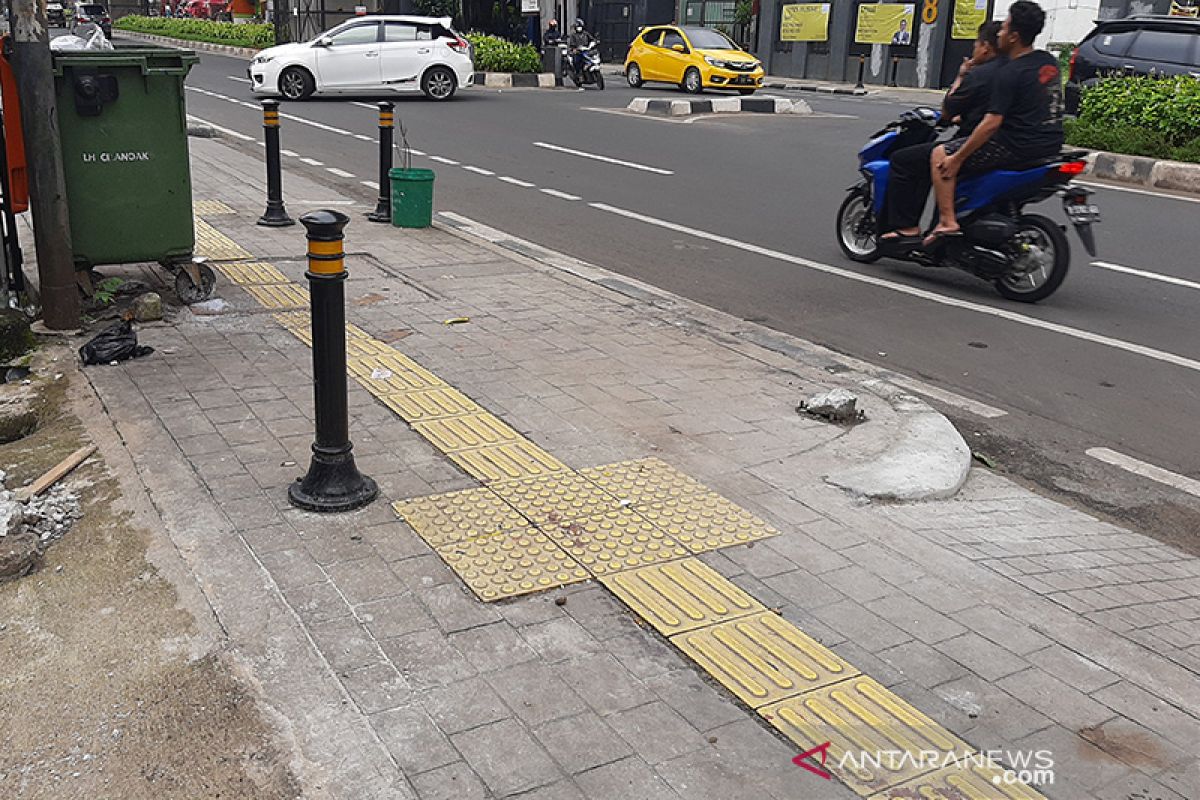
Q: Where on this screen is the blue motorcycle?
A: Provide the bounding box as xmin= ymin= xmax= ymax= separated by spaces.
xmin=836 ymin=108 xmax=1100 ymax=302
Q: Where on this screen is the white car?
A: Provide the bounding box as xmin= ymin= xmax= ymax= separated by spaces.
xmin=249 ymin=15 xmax=474 ymax=102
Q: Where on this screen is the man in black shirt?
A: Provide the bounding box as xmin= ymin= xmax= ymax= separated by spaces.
xmin=882 ymin=21 xmax=1003 ymax=242
xmin=925 ymin=0 xmax=1064 ymax=246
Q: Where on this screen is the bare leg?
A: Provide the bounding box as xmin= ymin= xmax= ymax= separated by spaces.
xmin=928 ymin=145 xmax=961 ymax=238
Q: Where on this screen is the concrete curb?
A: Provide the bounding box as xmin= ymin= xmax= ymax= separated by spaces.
xmin=115 ymin=29 xmax=258 ymax=59
xmin=1087 ymin=150 xmax=1200 ymax=197
xmin=627 ymin=96 xmax=812 ymax=116
xmin=474 ymin=71 xmax=556 ymax=88
xmin=761 ymin=80 xmax=869 ymax=96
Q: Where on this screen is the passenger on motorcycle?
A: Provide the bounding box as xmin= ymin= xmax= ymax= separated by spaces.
xmin=882 ymin=20 xmax=1004 ymax=243
xmin=568 ymin=19 xmax=598 ymax=76
xmin=925 ymin=0 xmax=1064 ymax=247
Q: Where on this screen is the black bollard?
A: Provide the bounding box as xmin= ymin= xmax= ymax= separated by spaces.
xmin=855 ymin=55 xmax=865 ymax=90
xmin=367 ymin=102 xmax=394 ymax=223
xmin=258 ymin=99 xmax=295 ymax=227
xmin=889 ymin=56 xmax=900 ymax=88
xmin=288 ymin=211 xmax=378 ymax=513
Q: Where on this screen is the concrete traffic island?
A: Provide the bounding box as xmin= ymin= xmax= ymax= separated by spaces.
xmin=627 ymin=96 xmax=813 ymax=116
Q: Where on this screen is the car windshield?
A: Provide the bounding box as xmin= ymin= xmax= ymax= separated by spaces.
xmin=80 ymin=5 xmax=105 ymax=13
xmin=683 ymin=28 xmax=737 ymax=50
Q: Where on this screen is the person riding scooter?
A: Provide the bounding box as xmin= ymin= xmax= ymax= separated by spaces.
xmin=567 ymin=18 xmax=598 ymax=78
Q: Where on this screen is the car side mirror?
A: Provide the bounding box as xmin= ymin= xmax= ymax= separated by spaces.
xmin=314 ymin=36 xmax=332 ymax=47
xmin=672 ymin=43 xmax=686 ymax=53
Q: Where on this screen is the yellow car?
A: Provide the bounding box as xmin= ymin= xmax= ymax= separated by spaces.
xmin=624 ymin=25 xmax=764 ymax=95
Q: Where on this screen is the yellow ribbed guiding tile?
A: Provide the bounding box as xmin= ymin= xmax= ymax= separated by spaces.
xmin=244 ymin=283 xmax=309 ymax=309
xmin=542 ymin=509 xmax=689 ymax=576
xmin=216 ymin=261 xmax=289 ymax=285
xmin=580 ymin=457 xmax=707 ymax=506
xmin=414 ymin=413 xmax=520 ymax=453
xmin=436 ymin=529 xmax=590 ymax=601
xmin=490 ymin=471 xmax=626 ymax=526
xmin=671 ymin=611 xmax=858 ymax=708
xmin=194 ymin=218 xmax=253 ymax=260
xmin=601 ymin=559 xmax=763 ymax=635
xmin=761 ymin=676 xmax=971 ymax=796
xmin=393 ymin=487 xmax=528 ymax=548
xmin=193 ymin=199 xmax=236 ymax=216
xmin=346 ymin=336 xmax=399 ymax=359
xmin=378 ymin=387 xmax=482 ymax=423
xmin=349 ymin=358 xmax=444 ymax=395
xmin=638 ymin=492 xmax=779 ymax=554
xmin=448 ymin=441 xmax=567 ymax=483
xmin=869 ymin=762 xmax=1049 ymax=800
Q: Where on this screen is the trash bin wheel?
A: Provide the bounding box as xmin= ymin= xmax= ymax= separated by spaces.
xmin=174 ymin=262 xmax=216 ymax=304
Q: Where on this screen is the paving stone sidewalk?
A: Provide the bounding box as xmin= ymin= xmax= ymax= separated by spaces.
xmin=77 ymin=136 xmax=1199 ymax=800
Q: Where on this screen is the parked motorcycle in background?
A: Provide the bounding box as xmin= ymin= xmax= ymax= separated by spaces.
xmin=567 ymin=43 xmax=605 ymax=90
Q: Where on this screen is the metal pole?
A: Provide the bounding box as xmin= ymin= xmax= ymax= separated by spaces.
xmin=258 ymin=99 xmax=294 ymax=227
xmin=366 ymin=101 xmax=393 ymax=223
xmin=855 ymin=54 xmax=865 ymax=90
xmin=8 ymin=0 xmax=79 ymax=329
xmin=889 ymin=56 xmax=899 ymax=87
xmin=289 ymin=210 xmax=378 ymax=513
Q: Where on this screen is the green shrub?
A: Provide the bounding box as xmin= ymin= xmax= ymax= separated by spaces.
xmin=1077 ymin=75 xmax=1200 ymax=146
xmin=1064 ymin=117 xmax=1173 ymax=159
xmin=465 ymin=32 xmax=541 ymax=73
xmin=1169 ymin=137 xmax=1200 ymax=164
xmin=114 ymin=15 xmax=275 ymax=49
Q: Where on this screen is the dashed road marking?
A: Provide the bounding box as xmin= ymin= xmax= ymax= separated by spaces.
xmin=498 ymin=176 xmax=535 ymax=188
xmin=534 ymin=141 xmax=674 ymax=175
xmin=429 ymin=155 xmax=460 ymax=165
xmin=280 ymin=148 xmax=299 ymax=157
xmin=1086 ymin=447 xmax=1200 ymax=498
xmin=186 ymin=114 xmax=255 ymax=141
xmin=326 ymin=167 xmax=356 ymax=178
xmin=1091 ymin=260 xmax=1200 ymax=292
xmin=299 ymin=157 xmax=324 ymax=166
xmin=361 ymin=180 xmax=380 ymax=190
xmin=463 ymin=165 xmax=495 ymax=176
xmin=540 ymin=188 xmax=581 ymax=201
xmin=1078 ymin=179 xmax=1200 ymax=205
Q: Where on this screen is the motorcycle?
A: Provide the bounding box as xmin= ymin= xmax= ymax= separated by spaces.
xmin=566 ymin=43 xmax=605 ymax=90
xmin=835 ymin=108 xmax=1100 ymax=302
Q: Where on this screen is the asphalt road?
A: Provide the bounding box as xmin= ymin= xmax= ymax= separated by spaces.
xmin=179 ymin=49 xmax=1200 ymax=547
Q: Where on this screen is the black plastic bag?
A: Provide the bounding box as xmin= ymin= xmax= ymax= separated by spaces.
xmin=79 ymin=321 xmax=154 ymax=366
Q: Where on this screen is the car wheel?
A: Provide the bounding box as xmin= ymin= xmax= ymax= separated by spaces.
xmin=279 ymin=67 xmax=315 ymax=101
xmin=682 ymin=67 xmax=702 ymax=94
xmin=422 ymin=66 xmax=456 ymax=101
xmin=626 ymin=62 xmax=643 ymax=88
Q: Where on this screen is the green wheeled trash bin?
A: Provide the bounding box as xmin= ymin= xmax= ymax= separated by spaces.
xmin=51 ymin=46 xmax=212 ymax=301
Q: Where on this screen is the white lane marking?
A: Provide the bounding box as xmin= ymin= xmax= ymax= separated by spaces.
xmin=429 ymin=155 xmax=460 ymax=165
xmin=463 ymin=165 xmax=495 ymax=176
xmin=361 ymin=180 xmax=380 ymax=190
xmin=1077 ymin=180 xmax=1200 ymax=205
xmin=877 ymin=374 xmax=1007 ymax=418
xmin=186 ymin=115 xmax=254 ymax=141
xmin=583 ymin=106 xmax=701 ymax=124
xmin=352 ymin=102 xmax=377 ymax=110
xmin=589 ymin=202 xmax=1200 ymax=374
xmin=327 ymin=167 xmax=355 ymax=178
xmin=498 ymin=176 xmax=535 ymax=187
xmin=541 ymin=188 xmax=582 ymax=201
xmin=1086 ymin=448 xmax=1200 ymax=498
xmin=533 ymin=141 xmax=674 ymax=175
xmin=228 ymin=76 xmax=251 ymax=84
xmin=1091 ymin=261 xmax=1200 ymax=292
xmin=408 ymin=148 xmax=426 ymax=156
xmin=278 ymin=110 xmax=354 ymax=136
xmin=280 ymin=149 xmax=299 ymax=157
xmin=299 ymin=157 xmax=324 ymax=166
xmin=354 ymin=133 xmax=375 ymax=142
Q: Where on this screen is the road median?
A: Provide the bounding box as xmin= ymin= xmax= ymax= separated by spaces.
xmin=1086 ymin=150 xmax=1200 ymax=197
xmin=627 ymin=96 xmax=813 ymax=116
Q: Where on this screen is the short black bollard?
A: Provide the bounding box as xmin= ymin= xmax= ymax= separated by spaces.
xmin=889 ymin=56 xmax=900 ymax=88
xmin=367 ymin=102 xmax=394 ymax=223
xmin=855 ymin=55 xmax=865 ymax=90
xmin=288 ymin=211 xmax=378 ymax=513
xmin=258 ymin=99 xmax=295 ymax=227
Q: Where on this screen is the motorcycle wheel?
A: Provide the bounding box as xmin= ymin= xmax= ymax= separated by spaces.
xmin=994 ymin=213 xmax=1069 ymax=303
xmin=836 ymin=191 xmax=881 ymax=263
xmin=595 ymin=71 xmax=605 ymax=90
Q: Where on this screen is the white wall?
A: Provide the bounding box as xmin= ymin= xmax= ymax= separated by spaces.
xmin=992 ymin=0 xmax=1101 ymax=45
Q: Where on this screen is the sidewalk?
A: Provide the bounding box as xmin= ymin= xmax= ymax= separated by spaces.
xmin=73 ymin=134 xmax=1200 ymax=800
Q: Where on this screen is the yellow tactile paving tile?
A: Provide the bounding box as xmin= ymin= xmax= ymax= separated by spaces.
xmin=869 ymin=762 xmax=1049 ymax=800
xmin=393 ymin=487 xmax=528 ymax=548
xmin=378 ymin=387 xmax=483 ymax=423
xmin=193 ymin=199 xmax=237 ymax=216
xmin=601 ymin=559 xmax=763 ymax=636
xmin=490 ymin=471 xmax=627 ymax=526
xmin=436 ymin=529 xmax=590 ymax=601
xmin=413 ymin=413 xmax=521 ymax=453
xmin=216 ymin=261 xmax=290 ymax=286
xmin=637 ymin=492 xmax=779 ymax=554
xmin=194 ymin=217 xmax=253 ymax=260
xmin=672 ymin=611 xmax=859 ymax=708
xmin=447 ymin=441 xmax=568 ymax=483
xmin=346 ymin=336 xmax=400 ymax=359
xmin=761 ymin=676 xmax=971 ymax=796
xmin=579 ymin=457 xmax=708 ymax=506
xmin=542 ymin=509 xmax=690 ymax=576
xmin=348 ymin=356 xmax=445 ymax=395
xmin=244 ymin=283 xmax=310 ymax=309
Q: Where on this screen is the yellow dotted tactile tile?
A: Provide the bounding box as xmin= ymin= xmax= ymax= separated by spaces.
xmin=394 ymin=487 xmax=528 ymax=548
xmin=601 ymin=559 xmax=763 ymax=636
xmin=193 ymin=199 xmax=237 ymax=216
xmin=378 ymin=387 xmax=483 ymax=423
xmin=216 ymin=261 xmax=290 ymax=286
xmin=579 ymin=457 xmax=708 ymax=506
xmin=348 ymin=355 xmax=445 ymax=395
xmin=437 ymin=529 xmax=590 ymax=602
xmin=413 ymin=413 xmax=521 ymax=452
xmin=869 ymin=762 xmax=1049 ymax=800
xmin=244 ymin=283 xmax=310 ymax=309
xmin=491 ymin=471 xmax=626 ymax=526
xmin=194 ymin=217 xmax=253 ymax=260
xmin=448 ymin=441 xmax=568 ymax=483
xmin=761 ymin=676 xmax=970 ymax=796
xmin=637 ymin=492 xmax=779 ymax=554
xmin=542 ymin=509 xmax=689 ymax=576
xmin=346 ymin=336 xmax=400 ymax=359
xmin=672 ymin=611 xmax=858 ymax=708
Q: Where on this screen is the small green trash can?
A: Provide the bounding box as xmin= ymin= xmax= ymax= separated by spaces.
xmin=52 ymin=46 xmax=199 ymax=270
xmin=389 ymin=168 xmax=435 ymax=229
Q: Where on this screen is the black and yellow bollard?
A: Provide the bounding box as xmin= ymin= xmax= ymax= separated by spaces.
xmin=288 ymin=211 xmax=378 ymax=512
xmin=367 ymin=102 xmax=394 ymax=223
xmin=258 ymin=99 xmax=295 ymax=227
xmin=855 ymin=55 xmax=866 ymax=90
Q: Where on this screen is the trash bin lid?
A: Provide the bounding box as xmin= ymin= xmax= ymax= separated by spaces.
xmin=51 ymin=45 xmax=199 ymax=77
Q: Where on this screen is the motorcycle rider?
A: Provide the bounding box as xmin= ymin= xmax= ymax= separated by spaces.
xmin=543 ymin=18 xmax=563 ymax=47
xmin=925 ymin=0 xmax=1064 ymax=246
xmin=882 ymin=20 xmax=1003 ymax=242
xmin=567 ymin=18 xmax=598 ymax=82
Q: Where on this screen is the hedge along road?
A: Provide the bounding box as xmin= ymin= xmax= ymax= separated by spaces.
xmin=182 ymin=48 xmax=1200 ymax=547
